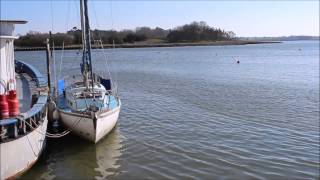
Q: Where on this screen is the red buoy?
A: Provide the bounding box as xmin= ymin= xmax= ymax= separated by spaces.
xmin=7 ymin=90 xmax=20 ymax=117
xmin=0 ymin=94 xmax=9 ymax=119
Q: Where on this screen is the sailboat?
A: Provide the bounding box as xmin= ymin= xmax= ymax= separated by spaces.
xmin=55 ymin=0 xmax=121 ymax=143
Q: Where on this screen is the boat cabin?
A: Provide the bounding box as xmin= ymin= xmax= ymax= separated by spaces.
xmin=65 ymin=82 xmax=109 ymax=111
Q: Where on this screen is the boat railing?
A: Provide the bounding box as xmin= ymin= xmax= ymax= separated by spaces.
xmin=66 ymin=86 xmax=119 ymax=112
xmin=0 ymin=60 xmax=48 ymax=142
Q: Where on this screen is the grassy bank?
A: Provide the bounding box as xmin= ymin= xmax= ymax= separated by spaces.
xmin=14 ymin=40 xmax=280 ymax=51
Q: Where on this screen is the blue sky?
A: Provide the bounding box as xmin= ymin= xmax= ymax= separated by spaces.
xmin=1 ymin=0 xmax=319 ymax=37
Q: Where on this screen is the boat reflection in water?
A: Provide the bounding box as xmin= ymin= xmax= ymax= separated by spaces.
xmin=20 ymin=128 xmax=123 ymax=180
xmin=94 ymin=128 xmax=123 ymax=179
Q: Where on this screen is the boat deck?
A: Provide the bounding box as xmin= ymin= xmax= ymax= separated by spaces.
xmin=0 ymin=72 xmax=35 ymax=132
xmin=1 ymin=60 xmax=48 ymax=144
xmin=57 ymin=94 xmax=119 ymax=112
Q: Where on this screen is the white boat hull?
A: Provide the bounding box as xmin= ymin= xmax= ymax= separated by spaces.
xmin=0 ymin=117 xmax=48 ymax=180
xmin=59 ymin=105 xmax=120 ymax=143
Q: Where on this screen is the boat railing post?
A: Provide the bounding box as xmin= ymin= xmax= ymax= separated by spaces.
xmin=46 ymin=39 xmax=52 ymax=98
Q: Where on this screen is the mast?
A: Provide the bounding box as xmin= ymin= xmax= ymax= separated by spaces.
xmin=80 ymin=0 xmax=94 ymax=91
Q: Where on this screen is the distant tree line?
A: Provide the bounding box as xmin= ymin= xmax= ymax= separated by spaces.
xmin=239 ymin=36 xmax=319 ymax=41
xmin=14 ymin=21 xmax=236 ymax=47
xmin=167 ymin=21 xmax=235 ymax=42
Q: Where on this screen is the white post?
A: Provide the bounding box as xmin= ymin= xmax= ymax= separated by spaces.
xmin=0 ymin=20 xmax=27 ymax=94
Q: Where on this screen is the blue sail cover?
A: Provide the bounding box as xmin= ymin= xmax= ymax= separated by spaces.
xmin=57 ymin=79 xmax=65 ymax=95
xmin=101 ymin=78 xmax=111 ymax=90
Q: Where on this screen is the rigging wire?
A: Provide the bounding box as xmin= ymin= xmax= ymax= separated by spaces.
xmin=50 ymin=0 xmax=54 ymax=33
xmin=110 ymin=0 xmax=114 ymax=29
xmin=69 ymin=0 xmax=83 ymax=73
xmin=91 ymin=0 xmax=119 ymax=91
xmin=57 ymin=0 xmax=71 ymax=81
xmin=64 ymin=0 xmax=72 ymax=33
xmin=53 ymin=42 xmax=57 ymax=96
xmin=26 ymin=133 xmax=41 ymax=157
xmin=49 ymin=0 xmax=58 ymax=96
xmin=109 ymin=0 xmax=120 ymax=89
xmin=92 ymin=2 xmax=112 ymax=79
xmin=58 ymin=42 xmax=64 ymax=79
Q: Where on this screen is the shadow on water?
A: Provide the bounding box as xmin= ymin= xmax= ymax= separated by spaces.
xmin=19 ymin=127 xmax=123 ymax=180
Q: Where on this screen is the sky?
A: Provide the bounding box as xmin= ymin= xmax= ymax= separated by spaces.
xmin=0 ymin=0 xmax=319 ymax=37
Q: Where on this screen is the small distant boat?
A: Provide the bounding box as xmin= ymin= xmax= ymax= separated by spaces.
xmin=0 ymin=20 xmax=48 ymax=179
xmin=55 ymin=0 xmax=121 ymax=143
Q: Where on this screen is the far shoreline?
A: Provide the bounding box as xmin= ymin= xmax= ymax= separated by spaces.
xmin=14 ymin=40 xmax=281 ymax=51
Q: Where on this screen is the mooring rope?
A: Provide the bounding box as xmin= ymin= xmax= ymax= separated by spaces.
xmin=0 ymin=131 xmax=6 ymax=137
xmin=20 ymin=112 xmax=85 ymax=138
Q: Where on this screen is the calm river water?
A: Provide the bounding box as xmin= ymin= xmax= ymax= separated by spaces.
xmin=16 ymin=41 xmax=319 ymax=179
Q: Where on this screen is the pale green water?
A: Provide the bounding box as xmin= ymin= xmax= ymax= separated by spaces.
xmin=17 ymin=41 xmax=319 ymax=179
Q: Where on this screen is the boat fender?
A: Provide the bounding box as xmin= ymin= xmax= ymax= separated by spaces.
xmin=7 ymin=90 xmax=20 ymax=117
xmin=0 ymin=80 xmax=9 ymax=119
xmin=0 ymin=94 xmax=9 ymax=119
xmin=52 ymin=109 xmax=60 ymax=120
xmin=48 ymin=100 xmax=58 ymax=121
